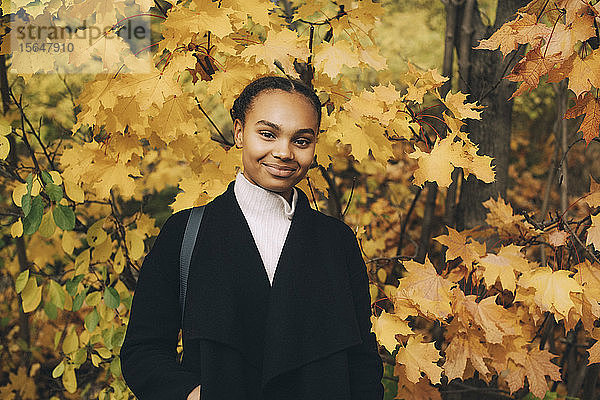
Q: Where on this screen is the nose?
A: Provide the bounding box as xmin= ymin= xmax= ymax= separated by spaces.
xmin=272 ymin=140 xmax=293 ymax=160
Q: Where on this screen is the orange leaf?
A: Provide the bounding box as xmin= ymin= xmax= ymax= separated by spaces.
xmin=564 ymin=92 xmax=600 ymax=145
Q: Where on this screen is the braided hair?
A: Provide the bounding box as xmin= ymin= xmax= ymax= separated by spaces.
xmin=230 ymin=76 xmax=322 ymax=129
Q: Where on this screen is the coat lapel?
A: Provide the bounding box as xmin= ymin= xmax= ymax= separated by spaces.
xmin=184 ymin=179 xmax=363 ymax=391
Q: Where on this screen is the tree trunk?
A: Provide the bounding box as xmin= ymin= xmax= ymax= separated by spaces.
xmin=454 ymin=0 xmax=529 ymax=230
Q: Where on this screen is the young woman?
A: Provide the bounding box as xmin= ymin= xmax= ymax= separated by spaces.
xmin=120 ymin=76 xmax=384 ymax=400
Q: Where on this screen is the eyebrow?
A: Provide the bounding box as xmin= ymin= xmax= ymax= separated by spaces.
xmin=255 ymin=119 xmax=316 ymax=137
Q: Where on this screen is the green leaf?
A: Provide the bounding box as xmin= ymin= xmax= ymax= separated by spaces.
xmin=110 ymin=357 xmax=121 ymax=377
xmin=45 ymin=183 xmax=63 ymax=203
xmin=72 ymin=347 xmax=87 ymax=366
xmin=44 ymin=301 xmax=58 ymax=320
xmin=72 ymin=290 xmax=87 ymax=312
xmin=53 ymin=204 xmax=75 ymax=231
xmin=104 ymin=287 xmax=120 ymax=309
xmin=49 ymin=280 xmax=66 ymax=309
xmin=22 ymin=196 xmax=43 ymax=235
xmin=85 ymin=308 xmax=100 ymax=333
xmin=15 ymin=269 xmax=29 ymax=294
xmin=111 ymin=326 xmax=126 ymax=348
xmin=65 ymin=275 xmax=84 ymax=297
xmin=21 ymin=192 xmax=31 ymax=216
xmin=25 ymin=173 xmax=33 ymax=194
xmin=41 ymin=170 xmax=54 ymax=184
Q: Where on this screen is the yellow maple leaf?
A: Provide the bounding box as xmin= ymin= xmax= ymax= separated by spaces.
xmin=443 ymin=331 xmax=491 ymax=381
xmin=482 ymin=195 xmax=539 ymax=238
xmin=222 ymin=0 xmax=273 ymax=27
xmin=478 ymin=244 xmax=534 ymax=292
xmin=240 ymin=29 xmax=310 ymax=73
xmin=584 ymin=179 xmax=600 ymax=208
xmin=567 ymin=48 xmax=600 ymax=97
xmin=506 ymin=346 xmax=561 ymax=399
xmin=371 ymin=310 xmax=413 ymax=353
xmin=517 ymin=267 xmax=583 ymax=320
xmin=434 ymin=227 xmax=486 ymax=267
xmin=586 ymin=214 xmax=600 ymax=251
xmin=395 ymin=364 xmax=442 ymax=400
xmin=163 ymin=4 xmax=234 ymax=40
xmin=442 ymin=91 xmax=484 ymax=120
xmin=396 ymin=334 xmax=442 ymax=384
xmin=588 ymin=340 xmax=600 ymax=365
xmin=409 ymin=137 xmax=457 ymax=188
xmin=313 ymin=40 xmax=361 ymax=79
xmin=396 ymin=256 xmax=454 ymax=319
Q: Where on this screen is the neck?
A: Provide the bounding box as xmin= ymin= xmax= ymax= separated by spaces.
xmin=242 ymin=171 xmax=293 ymax=205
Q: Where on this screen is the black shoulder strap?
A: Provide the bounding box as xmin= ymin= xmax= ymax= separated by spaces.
xmin=179 ymin=205 xmax=205 ymax=331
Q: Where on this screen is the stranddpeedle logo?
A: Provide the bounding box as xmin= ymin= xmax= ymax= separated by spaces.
xmin=14 ymin=19 xmax=148 ymax=46
xmin=9 ymin=12 xmax=153 ymax=74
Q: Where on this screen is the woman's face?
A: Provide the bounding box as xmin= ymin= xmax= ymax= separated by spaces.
xmin=233 ymin=89 xmax=318 ymax=201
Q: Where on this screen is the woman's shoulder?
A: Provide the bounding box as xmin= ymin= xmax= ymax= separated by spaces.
xmin=308 ymin=207 xmax=356 ymax=241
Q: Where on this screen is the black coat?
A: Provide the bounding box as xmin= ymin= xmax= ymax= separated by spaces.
xmin=120 ymin=180 xmax=384 ymax=400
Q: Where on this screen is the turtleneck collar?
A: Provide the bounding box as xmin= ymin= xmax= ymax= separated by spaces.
xmin=234 ymin=170 xmax=298 ymax=220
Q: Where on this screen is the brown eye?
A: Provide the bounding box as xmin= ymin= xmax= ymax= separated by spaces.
xmin=259 ymin=131 xmax=274 ymax=138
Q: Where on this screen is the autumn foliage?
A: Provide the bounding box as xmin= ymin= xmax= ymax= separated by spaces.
xmin=1 ymin=0 xmax=600 ymax=399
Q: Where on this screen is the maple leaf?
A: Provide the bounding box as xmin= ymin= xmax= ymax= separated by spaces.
xmin=434 ymin=227 xmax=486 ymax=267
xmin=396 ymin=256 xmax=454 ymax=319
xmin=584 ymin=179 xmax=600 ymax=208
xmin=371 ymin=310 xmax=413 ymax=353
xmin=449 ymin=139 xmax=495 ymax=183
xmin=482 ymin=195 xmax=539 ymax=238
xmin=441 ymin=91 xmax=484 ymax=120
xmin=567 ymin=48 xmax=600 ymax=97
xmin=478 ymin=244 xmax=534 ymax=292
xmin=148 ymin=93 xmax=202 ymax=144
xmin=222 ymin=0 xmax=273 ymax=27
xmin=506 ymin=346 xmax=561 ymax=399
xmin=543 ymin=15 xmax=596 ymax=58
xmin=443 ymin=332 xmax=491 ymax=381
xmin=588 ymin=340 xmax=600 ymax=365
xmin=564 ymin=92 xmax=600 ymax=145
xmin=451 ymin=289 xmax=521 ymax=343
xmin=573 ymin=260 xmax=600 ymax=299
xmin=517 ymin=267 xmax=583 ymax=320
xmin=505 ymin=47 xmax=563 ymax=99
xmin=313 ymin=40 xmax=361 ymax=79
xmin=468 ymin=295 xmax=522 ymax=343
xmin=162 ymin=5 xmax=234 ymax=41
xmin=402 ymin=62 xmax=448 ymax=103
xmin=240 ymin=29 xmax=310 ymax=74
xmin=474 ymin=12 xmax=551 ymax=57
xmin=394 ymin=365 xmax=442 ymax=400
xmin=586 ymin=214 xmax=600 ymax=251
xmin=409 ymin=137 xmax=457 ymax=188
xmin=396 ymin=334 xmax=442 ymax=384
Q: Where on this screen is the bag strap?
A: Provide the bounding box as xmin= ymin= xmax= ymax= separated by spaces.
xmin=179 ymin=205 xmax=205 ymax=331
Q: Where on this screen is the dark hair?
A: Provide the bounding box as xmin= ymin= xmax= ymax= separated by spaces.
xmin=230 ymin=76 xmax=322 ymax=128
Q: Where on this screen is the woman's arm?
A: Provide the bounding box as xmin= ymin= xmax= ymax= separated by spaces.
xmin=343 ymin=225 xmax=385 ymax=400
xmin=120 ymin=212 xmax=201 ymax=400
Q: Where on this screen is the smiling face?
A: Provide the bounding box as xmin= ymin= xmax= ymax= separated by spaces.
xmin=233 ymin=89 xmax=319 ymax=202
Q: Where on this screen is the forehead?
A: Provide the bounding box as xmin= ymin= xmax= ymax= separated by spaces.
xmin=246 ymin=89 xmax=319 ymax=127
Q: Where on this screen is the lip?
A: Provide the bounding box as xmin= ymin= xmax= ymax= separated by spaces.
xmin=263 ymin=163 xmax=296 ymax=171
xmin=262 ymin=163 xmax=297 ymax=177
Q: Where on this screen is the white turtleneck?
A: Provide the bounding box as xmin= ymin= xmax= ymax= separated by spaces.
xmin=234 ymin=170 xmax=298 ymax=286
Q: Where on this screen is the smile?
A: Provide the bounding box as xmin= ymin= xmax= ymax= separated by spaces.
xmin=263 ymin=163 xmax=296 ymax=177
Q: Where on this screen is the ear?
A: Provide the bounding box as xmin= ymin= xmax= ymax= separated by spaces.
xmin=233 ymin=119 xmax=244 ymax=148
